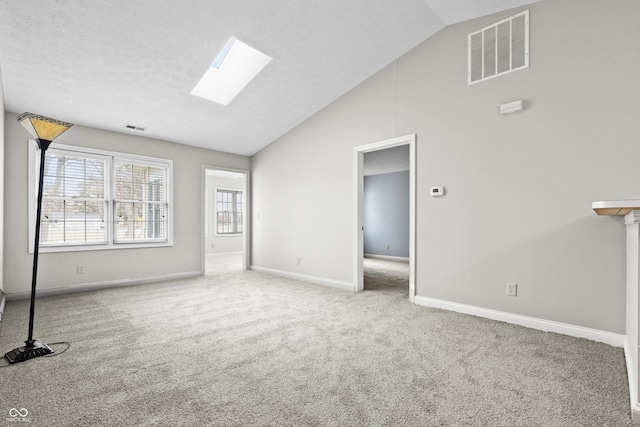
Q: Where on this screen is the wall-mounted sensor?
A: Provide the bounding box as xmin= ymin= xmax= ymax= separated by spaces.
xmin=499 ymin=100 xmax=523 ymax=115
xmin=430 ymin=187 xmax=445 ymax=197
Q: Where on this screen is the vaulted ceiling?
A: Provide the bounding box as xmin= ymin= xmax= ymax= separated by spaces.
xmin=0 ymin=0 xmax=537 ymax=156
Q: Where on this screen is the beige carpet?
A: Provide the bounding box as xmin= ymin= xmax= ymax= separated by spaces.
xmin=0 ymin=255 xmax=633 ymax=426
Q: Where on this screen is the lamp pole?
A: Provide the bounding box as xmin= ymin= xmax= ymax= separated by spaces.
xmin=26 ymin=139 xmax=52 ymax=345
xmin=4 ymin=112 xmax=72 ymax=364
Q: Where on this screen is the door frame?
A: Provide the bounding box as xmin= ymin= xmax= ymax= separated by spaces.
xmin=353 ymin=134 xmax=416 ymax=301
xmin=201 ymin=165 xmax=251 ymax=273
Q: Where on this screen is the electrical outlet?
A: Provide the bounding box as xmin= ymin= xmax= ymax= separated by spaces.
xmin=387 ymin=245 xmax=390 ymax=250
xmin=296 ymin=257 xmax=301 ymax=265
xmin=507 ymin=283 xmax=517 ymax=296
xmin=77 ymin=265 xmax=85 ymax=274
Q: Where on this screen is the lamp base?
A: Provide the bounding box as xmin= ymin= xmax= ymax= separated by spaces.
xmin=5 ymin=340 xmax=54 ymax=364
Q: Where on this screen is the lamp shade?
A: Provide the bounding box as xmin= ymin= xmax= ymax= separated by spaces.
xmin=16 ymin=112 xmax=73 ymax=142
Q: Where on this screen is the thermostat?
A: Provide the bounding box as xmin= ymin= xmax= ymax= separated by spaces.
xmin=430 ymin=187 xmax=445 ymax=197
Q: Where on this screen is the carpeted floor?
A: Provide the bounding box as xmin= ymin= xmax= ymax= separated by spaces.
xmin=363 ymin=257 xmax=409 ymax=294
xmin=205 ymin=252 xmax=245 ymax=276
xmin=0 ymin=254 xmax=633 ymax=426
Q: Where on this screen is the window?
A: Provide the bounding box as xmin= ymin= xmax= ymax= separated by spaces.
xmin=41 ymin=151 xmax=109 ymax=245
xmin=114 ymin=160 xmax=168 ymax=242
xmin=29 ymin=141 xmax=172 ymax=252
xmin=216 ymin=189 xmax=243 ymax=235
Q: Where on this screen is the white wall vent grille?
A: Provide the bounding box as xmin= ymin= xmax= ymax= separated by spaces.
xmin=468 ymin=10 xmax=529 ymax=85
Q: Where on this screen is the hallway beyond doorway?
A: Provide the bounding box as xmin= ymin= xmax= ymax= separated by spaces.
xmin=364 ymin=257 xmax=409 ymax=297
xmin=205 ymin=252 xmax=243 ymax=275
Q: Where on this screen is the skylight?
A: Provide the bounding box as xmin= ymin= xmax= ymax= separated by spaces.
xmin=191 ymin=37 xmax=272 ymax=106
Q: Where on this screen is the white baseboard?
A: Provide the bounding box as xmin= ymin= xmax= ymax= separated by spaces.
xmin=415 ymin=296 xmax=625 ymax=347
xmin=364 ymin=254 xmax=410 ymax=263
xmin=206 ymin=251 xmax=243 ymax=257
xmin=250 ymin=265 xmax=353 ymax=291
xmin=6 ymin=270 xmax=202 ymax=300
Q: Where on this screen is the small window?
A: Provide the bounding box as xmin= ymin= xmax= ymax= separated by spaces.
xmin=29 ymin=141 xmax=173 ymax=252
xmin=468 ymin=10 xmax=529 ymax=84
xmin=216 ymin=189 xmax=243 ymax=235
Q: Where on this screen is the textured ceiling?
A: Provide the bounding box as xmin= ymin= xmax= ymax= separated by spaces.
xmin=0 ymin=0 xmax=538 ymax=156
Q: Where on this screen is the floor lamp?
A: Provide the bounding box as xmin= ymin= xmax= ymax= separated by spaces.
xmin=4 ymin=112 xmax=73 ymax=364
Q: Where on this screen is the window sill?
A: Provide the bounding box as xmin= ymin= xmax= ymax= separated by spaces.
xmin=32 ymin=241 xmax=173 ymax=254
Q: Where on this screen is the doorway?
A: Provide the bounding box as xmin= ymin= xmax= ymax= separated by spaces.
xmin=201 ymin=165 xmax=251 ymax=275
xmin=353 ymin=134 xmax=416 ymax=302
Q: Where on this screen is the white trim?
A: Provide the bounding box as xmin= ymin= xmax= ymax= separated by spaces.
xmin=0 ymin=291 xmax=5 ymax=325
xmin=250 ymin=265 xmax=353 ymax=291
xmin=5 ymin=270 xmax=201 ymax=300
xmin=364 ymin=254 xmax=410 ymax=263
xmin=354 ymin=148 xmax=364 ymax=291
xmin=353 ymin=134 xmax=416 ymax=301
xmin=201 ymin=165 xmax=251 ymax=273
xmin=624 ymin=338 xmax=640 ymax=421
xmin=32 ymin=241 xmax=173 ymax=253
xmin=415 ymin=296 xmax=625 ymax=347
xmin=624 ymin=216 xmax=640 ymax=421
xmin=206 ymin=251 xmax=243 ymax=257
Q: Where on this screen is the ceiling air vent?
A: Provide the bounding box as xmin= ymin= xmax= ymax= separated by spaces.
xmin=125 ymin=124 xmax=146 ymax=132
xmin=468 ymin=10 xmax=529 ymax=85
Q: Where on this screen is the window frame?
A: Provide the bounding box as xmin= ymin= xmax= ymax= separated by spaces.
xmin=112 ymin=156 xmax=171 ymax=244
xmin=28 ymin=141 xmax=173 ymax=253
xmin=214 ymin=188 xmax=243 ymax=236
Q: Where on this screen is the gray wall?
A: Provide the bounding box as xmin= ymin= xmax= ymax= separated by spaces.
xmin=252 ymin=0 xmax=640 ymax=334
xmin=4 ymin=112 xmax=250 ymax=295
xmin=205 ymin=175 xmax=245 ymax=254
xmin=364 ymin=171 xmax=409 ymax=257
